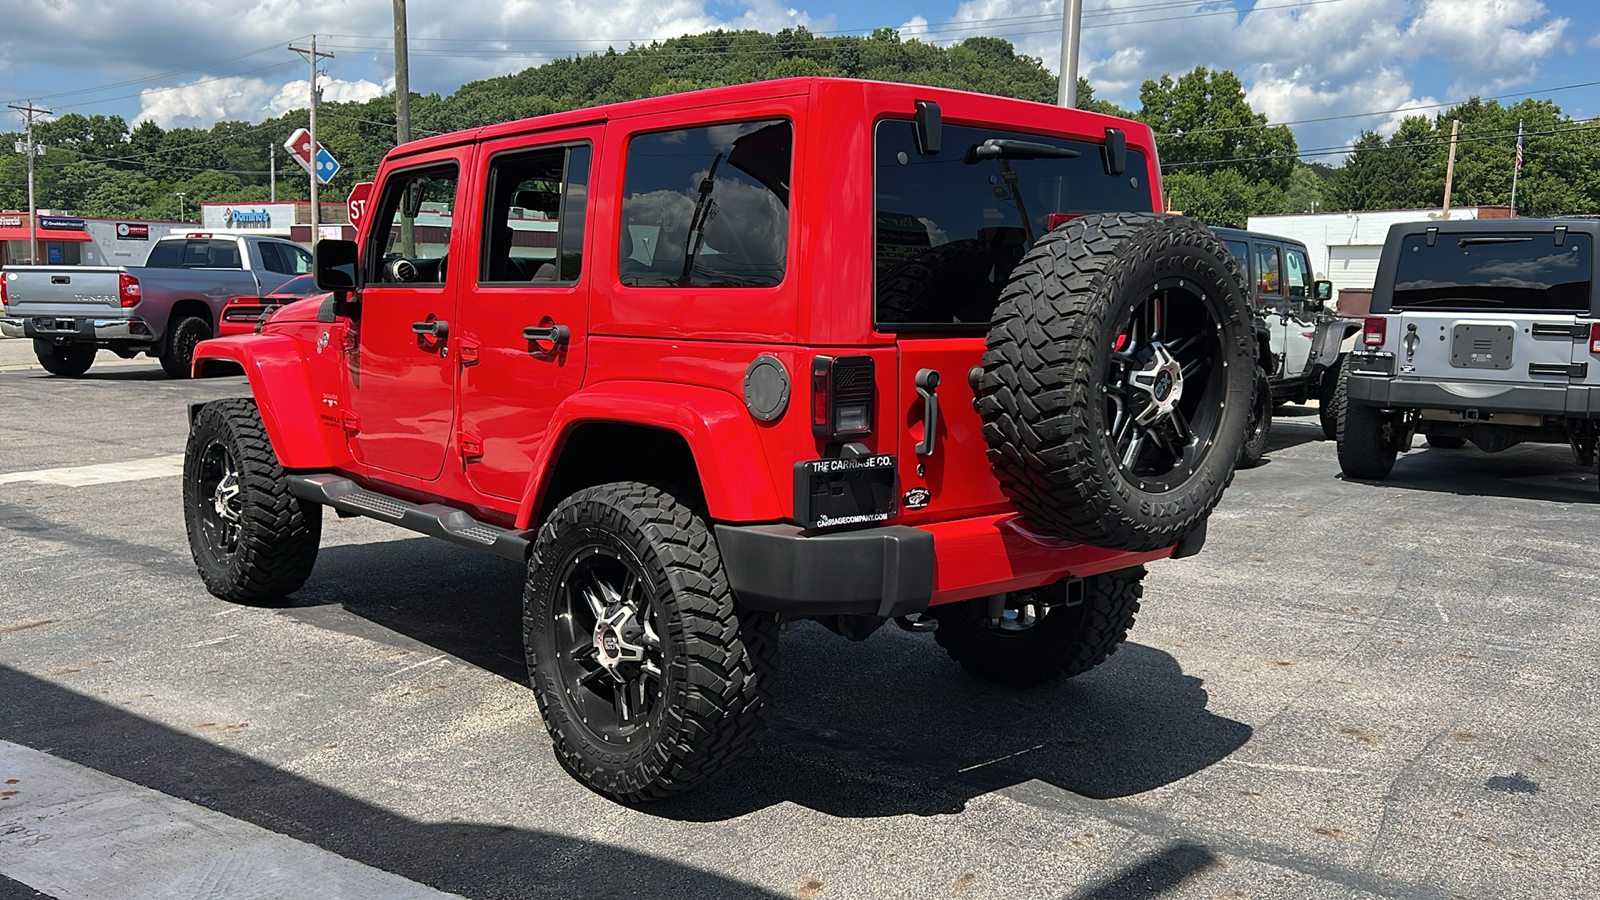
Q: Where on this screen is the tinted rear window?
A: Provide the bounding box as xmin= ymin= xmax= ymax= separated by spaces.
xmin=875 ymin=120 xmax=1152 ymax=330
xmin=1392 ymin=232 xmax=1593 ymax=312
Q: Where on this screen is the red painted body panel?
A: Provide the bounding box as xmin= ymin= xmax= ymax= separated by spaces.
xmin=192 ymin=333 xmax=351 ymax=470
xmin=923 ymin=515 xmax=1174 ymax=606
xmin=515 ymin=380 xmax=784 ymax=528
xmin=238 ymin=77 xmax=1177 ymax=586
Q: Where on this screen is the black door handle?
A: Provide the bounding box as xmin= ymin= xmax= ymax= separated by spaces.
xmin=523 ymin=324 xmax=570 ymax=350
xmin=412 ymin=319 xmax=449 ymax=341
xmin=915 ymin=367 xmax=940 ymax=456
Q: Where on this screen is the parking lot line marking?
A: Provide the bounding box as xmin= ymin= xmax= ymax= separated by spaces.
xmin=0 ymin=740 xmax=463 ymax=900
xmin=0 ymin=455 xmax=184 ymax=487
xmin=384 ymin=654 xmax=448 ymax=679
xmin=1228 ymin=761 xmax=1362 ymax=776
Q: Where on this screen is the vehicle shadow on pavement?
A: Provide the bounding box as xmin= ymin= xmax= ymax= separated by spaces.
xmin=291 ymin=540 xmax=1251 ymax=821
xmin=655 ymin=627 xmax=1251 ymax=820
xmin=0 ymin=664 xmax=789 ymax=900
xmin=1342 ymin=442 xmax=1599 ymax=504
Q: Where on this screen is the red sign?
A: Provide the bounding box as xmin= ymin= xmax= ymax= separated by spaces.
xmin=284 ymin=128 xmax=316 ymax=170
xmin=348 ymin=182 xmax=373 ymax=231
xmin=115 ymin=222 xmax=149 ymax=241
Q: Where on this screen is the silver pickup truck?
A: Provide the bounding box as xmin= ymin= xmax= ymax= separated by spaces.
xmin=0 ymin=232 xmax=312 ymax=377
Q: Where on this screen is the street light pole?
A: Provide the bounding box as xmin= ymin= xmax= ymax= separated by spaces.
xmin=175 ymin=192 xmax=186 ymax=222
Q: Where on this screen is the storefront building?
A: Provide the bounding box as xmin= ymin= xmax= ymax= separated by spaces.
xmin=199 ymin=201 xmax=353 ymax=243
xmin=0 ymin=213 xmax=185 ymax=268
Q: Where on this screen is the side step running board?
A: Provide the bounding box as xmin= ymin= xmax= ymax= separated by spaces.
xmin=287 ymin=474 xmax=531 ymax=563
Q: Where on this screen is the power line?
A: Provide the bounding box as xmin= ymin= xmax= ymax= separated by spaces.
xmin=1161 ymin=116 xmax=1600 ymax=169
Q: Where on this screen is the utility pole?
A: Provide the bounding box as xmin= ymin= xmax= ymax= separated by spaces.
xmin=394 ymin=0 xmax=411 ymax=146
xmin=394 ymin=0 xmax=415 ymax=255
xmin=9 ymin=101 xmax=50 ymax=264
xmin=1441 ymin=119 xmax=1460 ymax=217
xmin=269 ymin=144 xmax=276 ymax=202
xmin=1056 ymin=0 xmax=1083 ymax=108
xmin=289 ymin=36 xmax=334 ymax=231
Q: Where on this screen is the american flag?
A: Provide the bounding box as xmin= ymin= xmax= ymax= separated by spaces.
xmin=1515 ymin=126 xmax=1524 ymax=174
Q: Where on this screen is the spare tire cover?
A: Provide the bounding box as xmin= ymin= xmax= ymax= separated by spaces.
xmin=977 ymin=212 xmax=1255 ymax=552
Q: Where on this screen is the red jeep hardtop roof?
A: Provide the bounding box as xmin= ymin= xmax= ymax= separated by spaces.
xmin=383 ymin=77 xmax=1157 ymax=164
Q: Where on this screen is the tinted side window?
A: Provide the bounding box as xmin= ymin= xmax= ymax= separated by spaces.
xmin=480 ymin=144 xmax=590 ymax=284
xmin=258 ymin=242 xmax=286 ymax=275
xmin=1224 ymin=240 xmax=1250 ymax=279
xmin=207 ymin=240 xmax=242 ymax=268
xmin=1284 ymin=248 xmax=1311 ymax=298
xmin=367 ymin=165 xmax=459 ymax=285
xmin=288 ymin=244 xmax=313 ymax=274
xmin=619 ymin=120 xmax=790 ymax=288
xmin=1255 ymin=244 xmax=1282 ymax=296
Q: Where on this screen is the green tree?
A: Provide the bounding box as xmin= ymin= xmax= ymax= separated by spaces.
xmin=1138 ymin=67 xmax=1297 ymax=189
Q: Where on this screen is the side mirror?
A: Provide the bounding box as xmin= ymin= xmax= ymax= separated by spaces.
xmin=314 ymin=239 xmax=361 ymax=300
xmin=1313 ymin=280 xmax=1334 ymax=302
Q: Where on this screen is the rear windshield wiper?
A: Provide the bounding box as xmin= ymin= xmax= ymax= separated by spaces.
xmin=964 ymin=139 xmax=1080 ymax=163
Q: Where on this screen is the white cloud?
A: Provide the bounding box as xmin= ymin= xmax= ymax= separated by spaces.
xmin=136 ymin=75 xmax=388 ymax=128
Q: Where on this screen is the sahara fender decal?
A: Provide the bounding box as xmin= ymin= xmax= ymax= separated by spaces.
xmin=515 ymin=381 xmax=784 ymax=528
xmin=191 ymin=335 xmax=335 ymax=470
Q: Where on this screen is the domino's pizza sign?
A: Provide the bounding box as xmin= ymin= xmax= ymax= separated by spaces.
xmin=224 ymin=207 xmax=273 ymax=228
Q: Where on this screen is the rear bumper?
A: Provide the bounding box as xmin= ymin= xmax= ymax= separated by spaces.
xmin=715 ymin=514 xmax=1178 ymax=618
xmin=1348 ymin=373 xmax=1600 ymax=418
xmin=14 ymin=315 xmax=154 ymax=343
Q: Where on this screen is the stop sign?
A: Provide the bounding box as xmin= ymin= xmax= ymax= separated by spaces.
xmin=348 ymin=182 xmax=373 ymax=232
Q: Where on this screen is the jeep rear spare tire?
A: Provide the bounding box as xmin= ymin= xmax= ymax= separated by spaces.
xmin=977 ymin=213 xmax=1255 ymax=552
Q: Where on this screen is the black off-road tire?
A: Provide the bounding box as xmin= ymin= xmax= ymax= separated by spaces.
xmin=1427 ymin=435 xmax=1466 ymax=449
xmin=183 ymin=398 xmax=322 ymax=603
xmin=33 ymin=340 xmax=96 ymax=377
xmin=161 ymin=314 xmax=212 ymax=379
xmin=1237 ymin=367 xmax=1272 ymax=469
xmin=1317 ymin=356 xmax=1343 ymax=440
xmin=524 ymin=483 xmax=779 ymax=802
xmin=1334 ymin=364 xmax=1399 ymax=479
xmin=977 ymin=213 xmax=1256 ymax=552
xmin=926 ymin=569 xmax=1145 ymax=687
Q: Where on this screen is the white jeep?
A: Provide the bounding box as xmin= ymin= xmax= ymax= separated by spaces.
xmin=1337 ymin=218 xmax=1600 ymax=480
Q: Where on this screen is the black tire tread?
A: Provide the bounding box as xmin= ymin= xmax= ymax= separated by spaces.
xmin=524 ymin=482 xmax=778 ymax=803
xmin=161 ymin=314 xmax=211 ymax=379
xmin=183 ymin=398 xmax=321 ymax=602
xmin=978 ymin=212 xmax=1255 ymax=552
xmin=928 ymin=569 xmax=1144 ymax=687
xmin=1334 ymin=363 xmax=1398 ymax=479
xmin=1237 ymin=367 xmax=1272 ymax=469
xmin=1317 ymin=355 xmax=1342 ymax=441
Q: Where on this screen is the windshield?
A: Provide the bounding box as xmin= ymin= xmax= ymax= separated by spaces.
xmin=1391 ymin=232 xmax=1593 ymax=312
xmin=267 ymin=274 xmax=318 ymax=298
xmin=874 ymin=120 xmax=1151 ymax=330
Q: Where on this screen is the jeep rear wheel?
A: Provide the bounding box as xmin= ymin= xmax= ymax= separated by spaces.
xmin=977 ymin=213 xmax=1255 ymax=552
xmin=1236 ymin=367 xmax=1272 ymax=469
xmin=524 ymin=483 xmax=778 ymax=802
xmin=1317 ymin=356 xmax=1342 ymax=440
xmin=1335 ymin=365 xmax=1399 ymax=479
xmin=926 ymin=569 xmax=1144 ymax=687
xmin=161 ymin=314 xmax=212 ymax=379
xmin=34 ymin=340 xmax=96 ymax=377
xmin=183 ymin=398 xmax=322 ymax=603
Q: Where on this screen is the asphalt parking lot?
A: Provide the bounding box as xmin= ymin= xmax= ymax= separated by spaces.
xmin=2 ymin=336 xmax=1598 ymax=900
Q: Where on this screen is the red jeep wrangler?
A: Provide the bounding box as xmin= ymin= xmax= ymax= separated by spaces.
xmin=184 ymin=78 xmax=1254 ymax=801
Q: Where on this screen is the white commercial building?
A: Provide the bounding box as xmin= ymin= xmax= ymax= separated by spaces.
xmin=1248 ymin=207 xmax=1513 ymax=295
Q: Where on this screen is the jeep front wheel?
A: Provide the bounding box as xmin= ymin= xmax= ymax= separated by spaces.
xmin=978 ymin=213 xmax=1256 ymax=552
xmin=34 ymin=340 xmax=96 ymax=377
xmin=524 ymin=483 xmax=778 ymax=802
xmin=183 ymin=398 xmax=322 ymax=602
xmin=926 ymin=569 xmax=1145 ymax=687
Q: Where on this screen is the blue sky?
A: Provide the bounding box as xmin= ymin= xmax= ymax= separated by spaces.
xmin=0 ymin=1 xmax=1595 ymax=162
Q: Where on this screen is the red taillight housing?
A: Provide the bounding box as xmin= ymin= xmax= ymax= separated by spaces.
xmin=0 ymin=273 xmax=9 ymax=312
xmin=1589 ymin=322 xmax=1600 ymax=355
xmin=1363 ymin=316 xmax=1387 ymax=347
xmin=811 ymin=355 xmax=875 ymax=440
xmin=119 ymin=273 xmax=141 ymax=308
